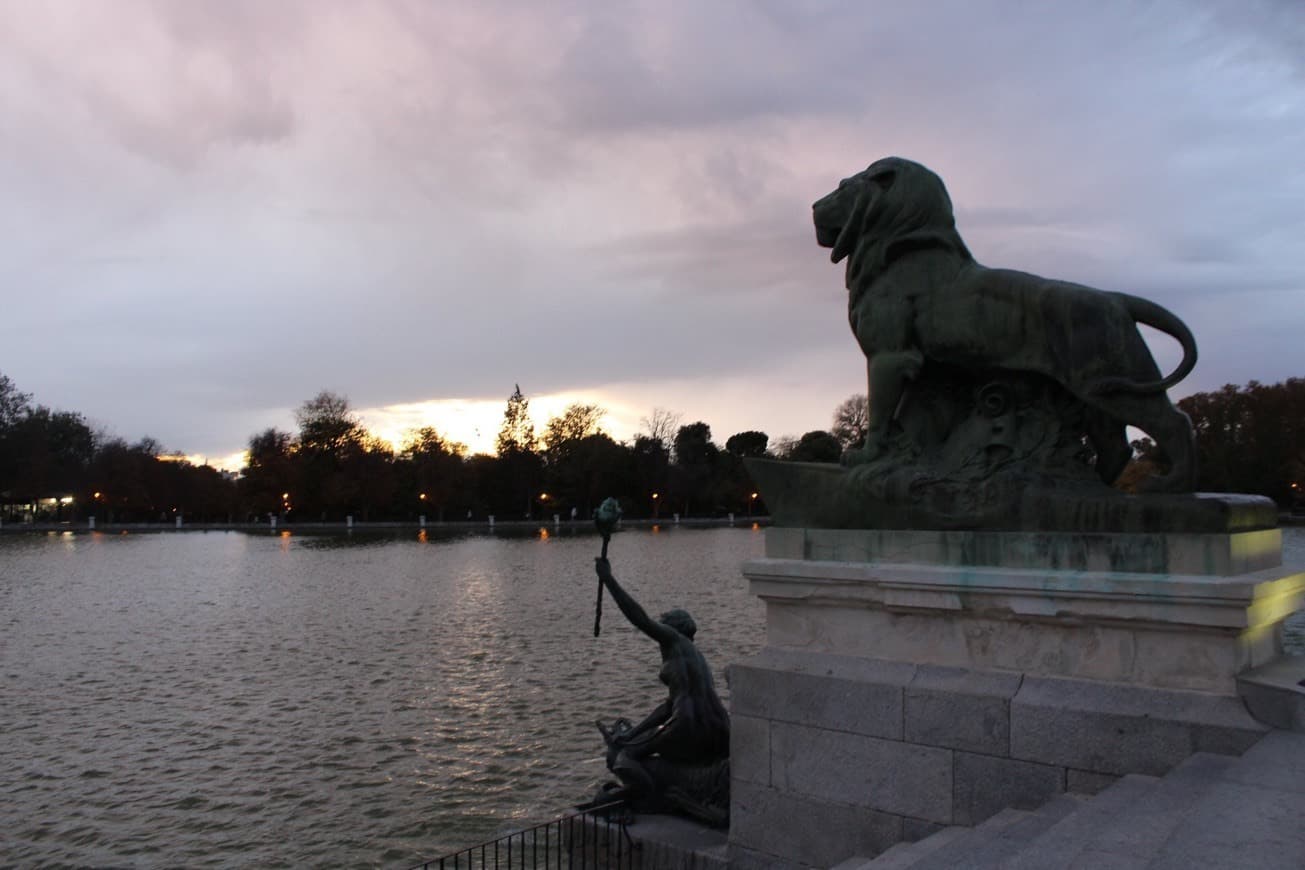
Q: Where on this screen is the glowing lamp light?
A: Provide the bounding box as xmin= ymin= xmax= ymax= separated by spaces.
xmin=419 ymin=493 xmax=428 ymax=500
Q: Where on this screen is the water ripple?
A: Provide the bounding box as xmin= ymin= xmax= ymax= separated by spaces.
xmin=0 ymin=526 xmax=766 ymax=866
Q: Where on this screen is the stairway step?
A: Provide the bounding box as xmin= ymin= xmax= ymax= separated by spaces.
xmin=1143 ymin=734 xmax=1305 ymax=870
xmin=903 ymin=796 xmax=1082 ymax=870
xmin=1069 ymin=752 xmax=1237 ymax=865
xmin=841 ymin=825 xmax=971 ymax=870
xmin=895 ymin=809 xmax=1029 ymax=870
xmin=1001 ymin=774 xmax=1159 ymax=870
xmin=1218 ymin=729 xmax=1305 ymax=795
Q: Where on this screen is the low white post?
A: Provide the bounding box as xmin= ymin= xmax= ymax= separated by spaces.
xmin=488 ymin=514 xmax=496 ymax=528
xmin=270 ymin=515 xmax=277 ymax=530
xmin=729 ymin=512 xmax=735 ymax=526
xmin=88 ymin=517 xmax=95 ymax=530
xmin=673 ymin=512 xmax=680 ymax=525
xmin=419 ymin=515 xmax=427 ymax=529
xmin=346 ymin=515 xmax=354 ymax=529
xmin=175 ymin=516 xmax=182 ymax=530
xmin=553 ymin=513 xmax=560 ymax=527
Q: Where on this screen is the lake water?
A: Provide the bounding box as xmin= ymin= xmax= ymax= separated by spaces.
xmin=3 ymin=525 xmax=1302 ymax=868
xmin=1 ymin=526 xmax=767 ymax=867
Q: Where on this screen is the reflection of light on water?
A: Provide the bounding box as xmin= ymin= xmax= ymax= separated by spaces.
xmin=651 ymin=524 xmax=660 ymax=534
xmin=417 ymin=529 xmax=428 ymax=544
xmin=279 ymin=530 xmax=292 ymax=552
xmin=538 ymin=528 xmax=549 ymax=541
xmin=751 ymin=522 xmax=760 ymax=531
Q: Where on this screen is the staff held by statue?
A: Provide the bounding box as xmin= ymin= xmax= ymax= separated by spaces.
xmin=592 ymin=497 xmax=621 ymax=637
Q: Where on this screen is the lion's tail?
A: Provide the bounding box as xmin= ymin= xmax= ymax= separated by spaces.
xmin=1089 ymin=293 xmax=1198 ymax=395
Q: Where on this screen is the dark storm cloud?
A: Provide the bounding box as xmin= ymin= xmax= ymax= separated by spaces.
xmin=0 ymin=0 xmax=1302 ymax=460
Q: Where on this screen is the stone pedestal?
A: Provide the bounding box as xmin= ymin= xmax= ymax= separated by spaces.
xmin=727 ymin=525 xmax=1305 ymax=870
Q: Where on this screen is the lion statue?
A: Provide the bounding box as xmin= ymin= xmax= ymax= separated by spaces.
xmin=813 ymin=156 xmax=1198 ymax=492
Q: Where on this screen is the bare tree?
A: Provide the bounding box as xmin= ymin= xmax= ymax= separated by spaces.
xmin=640 ymin=407 xmax=682 ymax=447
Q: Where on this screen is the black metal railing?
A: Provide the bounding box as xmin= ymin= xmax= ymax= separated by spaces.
xmin=412 ymin=802 xmax=638 ymax=869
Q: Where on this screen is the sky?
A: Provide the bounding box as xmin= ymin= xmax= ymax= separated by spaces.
xmin=1 ymin=0 xmax=1303 ymax=471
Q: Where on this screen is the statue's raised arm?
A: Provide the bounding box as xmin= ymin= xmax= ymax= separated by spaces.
xmin=594 ymin=557 xmax=675 ymax=645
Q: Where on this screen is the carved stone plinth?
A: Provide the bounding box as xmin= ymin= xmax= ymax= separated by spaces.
xmin=726 ymin=523 xmax=1304 ymax=870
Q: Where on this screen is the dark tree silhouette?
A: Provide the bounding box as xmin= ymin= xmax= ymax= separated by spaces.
xmin=831 ymin=394 xmax=869 ymax=451
xmin=725 ymin=431 xmax=769 ymax=458
xmin=788 ymin=430 xmax=842 ymax=463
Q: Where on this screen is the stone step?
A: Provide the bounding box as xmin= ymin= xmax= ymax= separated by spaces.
xmin=893 ymin=808 xmax=1030 ymax=870
xmin=1064 ymin=752 xmax=1238 ymax=867
xmin=1144 ymin=732 xmax=1305 ymax=870
xmin=1217 ymin=728 xmax=1305 ymax=795
xmin=838 ymin=734 xmax=1305 ymax=870
xmin=902 ymin=795 xmax=1084 ymax=870
xmin=1001 ymin=774 xmax=1160 ymax=870
xmin=829 ymin=825 xmax=972 ymax=870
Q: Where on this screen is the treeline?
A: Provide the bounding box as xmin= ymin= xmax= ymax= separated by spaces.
xmin=0 ymin=374 xmax=846 ymax=524
xmin=239 ymin=387 xmax=821 ymax=523
xmin=0 ymin=373 xmax=233 ymax=522
xmin=1131 ymin=378 xmax=1305 ymax=509
xmin=2 ymin=372 xmax=1301 ymax=524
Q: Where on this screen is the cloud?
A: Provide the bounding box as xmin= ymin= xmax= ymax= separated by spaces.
xmin=0 ymin=1 xmax=1302 ymax=460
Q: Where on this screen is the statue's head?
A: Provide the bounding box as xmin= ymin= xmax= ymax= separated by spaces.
xmin=659 ymin=608 xmax=697 ymax=639
xmin=812 ymin=156 xmax=971 ymax=276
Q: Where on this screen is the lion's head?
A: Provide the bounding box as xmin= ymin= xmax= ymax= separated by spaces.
xmin=813 ymin=157 xmax=972 ymax=284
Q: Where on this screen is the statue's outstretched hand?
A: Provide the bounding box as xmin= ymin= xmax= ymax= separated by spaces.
xmin=594 ymin=556 xmax=613 ymax=582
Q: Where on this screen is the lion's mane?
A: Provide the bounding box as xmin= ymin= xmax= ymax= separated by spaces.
xmin=837 ymin=157 xmax=973 ymax=303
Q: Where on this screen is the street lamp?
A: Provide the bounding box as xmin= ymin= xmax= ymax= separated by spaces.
xmin=749 ymin=491 xmax=758 ymax=517
xmin=651 ymin=491 xmax=660 ymax=519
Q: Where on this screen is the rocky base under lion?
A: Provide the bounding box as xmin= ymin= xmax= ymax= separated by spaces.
xmin=748 ymin=365 xmax=1275 ymax=534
